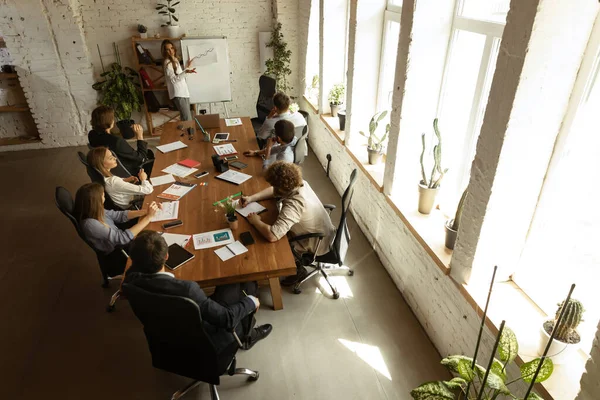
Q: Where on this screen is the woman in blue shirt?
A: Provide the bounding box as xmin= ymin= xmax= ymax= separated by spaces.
xmin=74 ymin=183 xmax=160 ymax=275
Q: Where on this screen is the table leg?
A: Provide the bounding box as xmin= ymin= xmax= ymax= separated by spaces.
xmin=269 ymin=278 xmax=283 ymax=310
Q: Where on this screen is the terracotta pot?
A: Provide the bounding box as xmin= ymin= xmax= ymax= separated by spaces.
xmin=227 ymin=215 xmax=238 ymax=230
xmin=444 ymin=219 xmax=458 ymax=250
xmin=418 ymin=182 xmax=439 ymax=214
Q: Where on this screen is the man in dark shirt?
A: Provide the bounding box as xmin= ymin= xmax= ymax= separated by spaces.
xmin=88 ymin=106 xmax=154 ymax=175
xmin=125 ymin=231 xmax=272 ymax=353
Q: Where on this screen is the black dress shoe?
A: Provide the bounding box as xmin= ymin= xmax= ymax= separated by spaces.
xmin=281 ymin=266 xmax=309 ymax=287
xmin=243 ymin=324 xmax=273 ymax=350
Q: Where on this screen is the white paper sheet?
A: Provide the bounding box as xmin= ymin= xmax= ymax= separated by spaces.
xmin=150 ymin=174 xmax=176 ymax=186
xmin=215 ymin=169 xmax=252 ymax=185
xmin=235 ymin=202 xmax=266 ymax=218
xmin=214 ymin=241 xmax=248 ymax=262
xmin=162 ymin=164 xmax=198 ymax=178
xmin=159 ymin=232 xmax=192 ymax=248
xmin=156 ymin=141 xmax=188 ymax=153
xmin=193 ymin=229 xmax=234 ymax=250
xmin=213 ymin=143 xmax=237 ymax=156
xmin=225 ymin=118 xmax=242 ymax=126
xmin=151 ymin=201 xmax=179 ymax=222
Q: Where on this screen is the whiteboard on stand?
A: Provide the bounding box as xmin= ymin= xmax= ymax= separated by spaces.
xmin=181 ymin=37 xmax=232 ymax=104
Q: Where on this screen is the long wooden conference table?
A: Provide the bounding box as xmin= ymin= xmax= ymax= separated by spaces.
xmin=144 ymin=117 xmax=296 ymax=310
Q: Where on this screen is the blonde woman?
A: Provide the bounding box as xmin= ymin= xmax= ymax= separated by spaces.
xmin=87 ymin=147 xmax=153 ymax=210
xmin=161 ymin=39 xmax=196 ymax=121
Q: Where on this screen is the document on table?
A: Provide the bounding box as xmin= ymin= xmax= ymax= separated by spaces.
xmin=159 ymin=232 xmax=192 ymax=248
xmin=213 ymin=143 xmax=237 ymax=156
xmin=235 ymin=202 xmax=266 ymax=218
xmin=162 ymin=163 xmax=198 ymax=178
xmin=157 ymin=182 xmax=196 ymax=201
xmin=214 ymin=241 xmax=248 ymax=262
xmin=156 ymin=141 xmax=188 ymax=153
xmin=215 ymin=169 xmax=252 ymax=185
xmin=225 ymin=118 xmax=243 ymax=126
xmin=150 ymin=174 xmax=176 ymax=186
xmin=193 ymin=228 xmax=234 ymax=250
xmin=151 ymin=201 xmax=179 ymax=222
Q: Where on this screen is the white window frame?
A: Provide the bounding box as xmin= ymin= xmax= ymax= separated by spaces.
xmin=376 ymin=8 xmax=402 ymax=111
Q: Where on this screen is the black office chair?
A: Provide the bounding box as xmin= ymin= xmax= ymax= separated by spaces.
xmin=293 ymin=132 xmax=309 ymax=165
xmin=298 ymin=109 xmax=309 ymax=137
xmin=251 ymin=75 xmax=277 ymax=133
xmin=122 ymin=283 xmax=259 ymax=400
xmin=291 ymin=169 xmax=358 ymax=299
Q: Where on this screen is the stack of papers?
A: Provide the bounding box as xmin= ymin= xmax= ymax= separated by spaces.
xmin=236 ymin=202 xmax=266 ymax=217
xmin=157 ymin=182 xmax=196 ymax=201
xmin=213 ymin=143 xmax=237 ymax=156
xmin=225 ymin=118 xmax=242 ymax=126
xmin=151 ymin=201 xmax=179 ymax=222
xmin=193 ymin=229 xmax=234 ymax=250
xmin=156 ymin=141 xmax=188 ymax=153
xmin=162 ymin=163 xmax=198 ymax=178
xmin=150 ymin=174 xmax=176 ymax=186
xmin=216 ymin=169 xmax=252 ymax=185
xmin=159 ymin=232 xmax=192 ymax=248
xmin=214 ymin=241 xmax=248 ymax=262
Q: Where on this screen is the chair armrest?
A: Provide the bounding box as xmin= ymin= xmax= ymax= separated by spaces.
xmin=232 ymin=330 xmax=244 ymax=348
xmin=323 ymin=204 xmax=336 ymax=214
xmin=288 ymin=232 xmax=325 ymax=243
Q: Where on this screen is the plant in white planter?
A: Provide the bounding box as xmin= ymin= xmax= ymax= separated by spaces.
xmin=156 ymin=0 xmax=181 ymax=38
xmin=539 ymin=298 xmax=584 ymax=364
xmin=359 ymin=110 xmax=390 ymax=165
xmin=418 ymin=118 xmax=448 ymax=214
xmin=444 ymin=189 xmax=468 ymax=250
xmin=328 ymin=83 xmax=345 ymax=117
xmin=137 ymin=24 xmax=148 ymax=39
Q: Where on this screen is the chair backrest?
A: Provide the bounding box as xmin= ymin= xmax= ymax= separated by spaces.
xmin=298 ymin=110 xmax=309 ymax=136
xmin=293 ymin=124 xmax=304 ymax=139
xmin=256 ymin=75 xmax=277 ymax=123
xmin=294 ymin=132 xmax=309 ymax=165
xmin=85 ymin=146 xmax=132 ymax=178
xmin=122 ymin=283 xmax=229 ymax=385
xmin=54 ymin=186 xmax=97 ymax=250
xmin=332 ymin=169 xmax=358 ymax=263
xmin=77 ymin=151 xmax=121 ymax=211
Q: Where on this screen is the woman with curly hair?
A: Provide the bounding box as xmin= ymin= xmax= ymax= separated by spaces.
xmin=240 ymin=161 xmax=335 ymax=285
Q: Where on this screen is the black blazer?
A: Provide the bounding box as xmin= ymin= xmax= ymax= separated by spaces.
xmin=88 ymin=129 xmax=148 ymax=174
xmin=125 ymin=272 xmax=255 ymax=352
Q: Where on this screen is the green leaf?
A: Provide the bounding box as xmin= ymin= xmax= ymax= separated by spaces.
xmin=359 ymin=131 xmax=368 ymax=138
xmin=444 ymin=377 xmax=467 ymax=391
xmin=172 ymin=15 xmax=179 ymax=21
xmin=441 ymin=355 xmax=485 ymax=378
xmin=481 ymin=371 xmax=511 ymax=395
xmin=456 ymin=359 xmax=476 ymax=382
xmin=410 ymin=381 xmax=455 ymax=400
xmin=491 ymin=358 xmax=507 ymax=382
xmin=171 ymin=1 xmax=180 ymax=5
xmin=522 ymin=393 xmax=544 ymax=400
xmin=520 ymin=358 xmax=553 ymax=383
xmin=498 ymin=327 xmax=519 ymax=364
xmin=159 ymin=11 xmax=168 ymax=14
xmin=168 ymin=7 xmax=175 ymax=12
xmin=376 ymin=110 xmax=388 ymax=122
xmin=155 ymin=5 xmax=166 ymax=9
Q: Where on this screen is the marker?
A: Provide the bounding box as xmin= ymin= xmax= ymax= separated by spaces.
xmin=212 ymin=191 xmax=242 ymax=206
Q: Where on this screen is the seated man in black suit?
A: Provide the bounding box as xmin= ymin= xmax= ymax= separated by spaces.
xmin=88 ymin=105 xmax=154 ymax=175
xmin=125 ymin=231 xmax=272 ymax=353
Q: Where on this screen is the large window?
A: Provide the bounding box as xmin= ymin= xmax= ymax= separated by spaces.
xmin=304 ymin=0 xmax=320 ymax=106
xmin=436 ymin=0 xmax=508 ymax=209
xmin=512 ymin=20 xmax=600 ymax=356
xmin=376 ymin=4 xmax=401 ymax=111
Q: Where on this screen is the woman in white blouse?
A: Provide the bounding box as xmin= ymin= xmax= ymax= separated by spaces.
xmin=161 ymin=39 xmax=196 ymax=121
xmin=87 ymin=147 xmax=153 ymax=210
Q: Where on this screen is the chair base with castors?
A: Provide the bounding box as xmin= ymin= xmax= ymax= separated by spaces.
xmin=292 ymin=262 xmax=353 ymax=299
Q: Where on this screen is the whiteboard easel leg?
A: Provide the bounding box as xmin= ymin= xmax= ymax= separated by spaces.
xmin=209 ymin=103 xmax=213 ymax=115
xmin=223 ymin=102 xmax=230 ymax=118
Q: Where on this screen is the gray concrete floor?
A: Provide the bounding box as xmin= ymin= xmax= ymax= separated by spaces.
xmin=0 ymin=145 xmax=448 ymax=399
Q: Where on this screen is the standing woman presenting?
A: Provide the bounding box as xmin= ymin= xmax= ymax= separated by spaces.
xmin=161 ymin=40 xmax=196 ymax=121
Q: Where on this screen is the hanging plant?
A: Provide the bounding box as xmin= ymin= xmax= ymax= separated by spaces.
xmin=156 ymin=0 xmax=180 ymax=26
xmin=265 ymin=22 xmax=293 ymax=93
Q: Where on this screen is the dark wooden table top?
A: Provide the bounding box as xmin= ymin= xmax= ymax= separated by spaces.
xmin=145 ymin=117 xmax=296 ymax=287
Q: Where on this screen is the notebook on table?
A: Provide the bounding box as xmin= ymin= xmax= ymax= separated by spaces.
xmin=157 ymin=182 xmax=196 ymax=201
xmin=165 ymin=244 xmax=195 ymax=270
xmin=177 ymin=159 xmax=201 ymax=168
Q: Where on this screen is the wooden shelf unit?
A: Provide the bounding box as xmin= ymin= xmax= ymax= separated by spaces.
xmin=0 ymin=105 xmax=29 ymax=112
xmin=0 ymin=136 xmax=41 ymax=146
xmin=0 ymin=72 xmax=18 ymax=79
xmin=132 ymin=36 xmax=183 ymax=136
xmin=0 ymin=69 xmax=39 ymax=145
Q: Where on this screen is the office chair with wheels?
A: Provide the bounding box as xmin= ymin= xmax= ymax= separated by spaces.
xmin=251 ymin=75 xmax=277 ymax=133
xmin=122 ymin=283 xmax=259 ymax=400
xmin=293 ymin=132 xmax=309 ymax=165
xmin=54 ymin=186 xmax=127 ymax=294
xmin=291 ymin=169 xmax=358 ymax=299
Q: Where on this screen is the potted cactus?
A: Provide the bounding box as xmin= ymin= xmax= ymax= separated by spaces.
xmin=328 ymin=83 xmax=345 ymax=117
xmin=359 ymin=110 xmax=390 ymax=165
xmin=538 ymin=298 xmax=584 ymax=364
xmin=444 ymin=189 xmax=467 ymax=250
xmin=137 ymin=24 xmax=148 ymax=39
xmin=418 ymin=118 xmax=448 ymax=214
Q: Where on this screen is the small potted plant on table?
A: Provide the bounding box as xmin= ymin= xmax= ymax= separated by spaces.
xmin=359 ymin=110 xmax=390 ymax=165
xmin=137 ymin=24 xmax=148 ymax=39
xmin=217 ymin=196 xmax=239 ymax=230
xmin=418 ymin=118 xmax=448 ymax=214
xmin=444 ymin=189 xmax=467 ymax=250
xmin=328 ymin=83 xmax=345 ymax=117
xmin=539 ymin=298 xmax=585 ymax=364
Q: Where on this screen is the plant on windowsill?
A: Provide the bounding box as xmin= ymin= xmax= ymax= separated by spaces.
xmin=538 ymin=298 xmax=584 ymax=365
xmin=418 ymin=118 xmax=448 ymax=214
xmin=306 ymin=74 xmax=319 ymax=102
xmin=92 ymin=43 xmax=143 ymax=139
xmin=156 ymin=0 xmax=181 ymax=38
xmin=328 ymin=83 xmax=345 ymax=117
xmin=359 ymin=110 xmax=390 ymax=165
xmin=265 ymin=22 xmax=293 ymax=94
xmin=444 ymin=189 xmax=468 ymax=250
xmin=137 ymin=24 xmax=148 ymax=39
xmin=217 ymin=196 xmax=238 ymax=230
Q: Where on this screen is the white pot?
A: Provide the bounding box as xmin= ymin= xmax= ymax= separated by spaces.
xmin=538 ymin=320 xmax=580 ymax=365
xmin=417 ymin=182 xmax=439 ymax=214
xmin=139 ymin=32 xmax=148 ymax=39
xmin=166 ymin=25 xmax=181 ymax=38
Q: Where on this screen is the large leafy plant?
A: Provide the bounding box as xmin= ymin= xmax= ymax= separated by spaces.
xmin=156 ymin=0 xmax=180 ymax=27
xmin=92 ymin=43 xmax=142 ymax=121
xmin=359 ymin=110 xmax=390 ymax=153
xmin=265 ymin=22 xmax=293 ymax=93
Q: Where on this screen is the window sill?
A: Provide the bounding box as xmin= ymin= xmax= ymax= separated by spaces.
xmin=346 ymin=142 xmax=385 ymax=189
xmin=303 ymin=94 xmax=319 ymax=113
xmin=457 ymin=280 xmax=588 ymax=400
xmin=320 ymin=113 xmax=345 ymax=143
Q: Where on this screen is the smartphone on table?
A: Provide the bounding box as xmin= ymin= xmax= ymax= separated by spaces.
xmin=163 ymin=220 xmax=183 ymax=230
